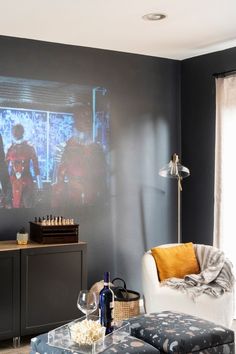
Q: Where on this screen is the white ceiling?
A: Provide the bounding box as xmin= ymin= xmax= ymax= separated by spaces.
xmin=1 ymin=0 xmax=236 ymax=60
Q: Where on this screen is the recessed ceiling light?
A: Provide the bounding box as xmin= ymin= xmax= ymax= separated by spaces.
xmin=142 ymin=13 xmax=166 ymax=21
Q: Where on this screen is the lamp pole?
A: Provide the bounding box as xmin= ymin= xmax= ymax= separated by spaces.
xmin=159 ymin=154 xmax=190 ymax=243
xmin=177 ymin=177 xmax=181 ymax=243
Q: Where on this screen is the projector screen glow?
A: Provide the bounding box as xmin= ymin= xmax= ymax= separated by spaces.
xmin=0 ymin=79 xmax=110 ymax=210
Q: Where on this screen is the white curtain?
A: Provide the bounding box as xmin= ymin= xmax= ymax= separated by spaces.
xmin=214 ymin=75 xmax=236 ymax=316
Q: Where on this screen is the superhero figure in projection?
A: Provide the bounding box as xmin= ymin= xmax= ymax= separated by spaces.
xmin=6 ymin=124 xmax=42 ymax=208
xmin=52 ymin=107 xmax=107 ymax=208
xmin=0 ymin=134 xmax=12 ymax=208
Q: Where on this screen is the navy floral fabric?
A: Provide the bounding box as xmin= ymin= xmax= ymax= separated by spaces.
xmin=30 ymin=333 xmax=160 ymax=354
xmin=129 ymin=311 xmax=235 ymax=353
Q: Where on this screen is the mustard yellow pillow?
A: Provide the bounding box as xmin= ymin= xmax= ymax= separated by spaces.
xmin=151 ymin=242 xmax=200 ymax=281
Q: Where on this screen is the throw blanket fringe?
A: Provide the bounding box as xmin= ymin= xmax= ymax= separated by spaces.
xmin=162 ymin=244 xmax=235 ymax=300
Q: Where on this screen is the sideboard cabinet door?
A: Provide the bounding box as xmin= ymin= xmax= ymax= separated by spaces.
xmin=20 ymin=243 xmax=87 ymax=336
xmin=0 ymin=250 xmax=20 ymax=340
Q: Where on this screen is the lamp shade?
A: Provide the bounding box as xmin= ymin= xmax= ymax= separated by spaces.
xmin=159 ymin=153 xmax=190 ymax=179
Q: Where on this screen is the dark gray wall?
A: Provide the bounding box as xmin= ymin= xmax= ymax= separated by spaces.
xmin=181 ymin=47 xmax=236 ymax=245
xmin=0 ymin=36 xmax=181 ymax=293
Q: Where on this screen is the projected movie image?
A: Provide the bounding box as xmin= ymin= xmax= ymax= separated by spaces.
xmin=0 ymin=78 xmax=110 ymax=209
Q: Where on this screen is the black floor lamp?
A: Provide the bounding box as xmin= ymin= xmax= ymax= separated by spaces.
xmin=159 ymin=153 xmax=190 ymax=243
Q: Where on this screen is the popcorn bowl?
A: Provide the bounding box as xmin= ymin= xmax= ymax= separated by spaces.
xmin=68 ymin=316 xmax=106 ymax=348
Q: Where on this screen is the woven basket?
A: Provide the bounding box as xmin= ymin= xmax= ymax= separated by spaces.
xmin=112 ymin=278 xmax=140 ymax=321
xmin=113 ymin=291 xmax=140 ymax=321
xmin=90 ymin=278 xmax=140 ymax=321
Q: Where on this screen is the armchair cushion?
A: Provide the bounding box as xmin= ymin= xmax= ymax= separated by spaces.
xmin=151 ymin=242 xmax=200 ymax=281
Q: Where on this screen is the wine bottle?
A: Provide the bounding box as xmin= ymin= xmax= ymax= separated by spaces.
xmin=99 ymin=271 xmax=114 ymax=335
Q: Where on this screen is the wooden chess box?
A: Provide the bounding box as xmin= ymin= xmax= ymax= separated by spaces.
xmin=29 ymin=222 xmax=79 ymax=244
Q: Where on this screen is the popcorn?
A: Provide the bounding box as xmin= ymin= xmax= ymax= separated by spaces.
xmin=69 ymin=319 xmax=105 ymax=345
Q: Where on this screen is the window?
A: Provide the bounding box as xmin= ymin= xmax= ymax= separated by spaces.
xmin=214 ymin=75 xmax=236 ymax=316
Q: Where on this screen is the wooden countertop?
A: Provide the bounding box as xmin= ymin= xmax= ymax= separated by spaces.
xmin=0 ymin=240 xmax=87 ymax=251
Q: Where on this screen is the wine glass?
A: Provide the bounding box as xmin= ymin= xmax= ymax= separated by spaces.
xmin=77 ymin=290 xmax=98 ymax=319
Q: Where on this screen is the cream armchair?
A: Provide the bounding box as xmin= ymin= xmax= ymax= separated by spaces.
xmin=142 ymin=243 xmax=234 ymax=328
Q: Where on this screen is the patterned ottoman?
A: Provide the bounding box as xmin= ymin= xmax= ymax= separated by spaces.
xmin=30 ymin=333 xmax=160 ymax=353
xmin=129 ymin=311 xmax=235 ymax=353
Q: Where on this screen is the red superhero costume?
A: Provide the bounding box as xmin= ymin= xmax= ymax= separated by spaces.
xmin=6 ymin=141 xmax=40 ymax=208
xmin=52 ymin=137 xmax=106 ymax=208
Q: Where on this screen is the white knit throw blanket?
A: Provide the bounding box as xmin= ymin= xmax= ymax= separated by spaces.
xmin=162 ymin=244 xmax=235 ymax=300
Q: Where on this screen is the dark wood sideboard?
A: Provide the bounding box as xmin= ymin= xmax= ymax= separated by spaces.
xmin=0 ymin=241 xmax=87 ymax=342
